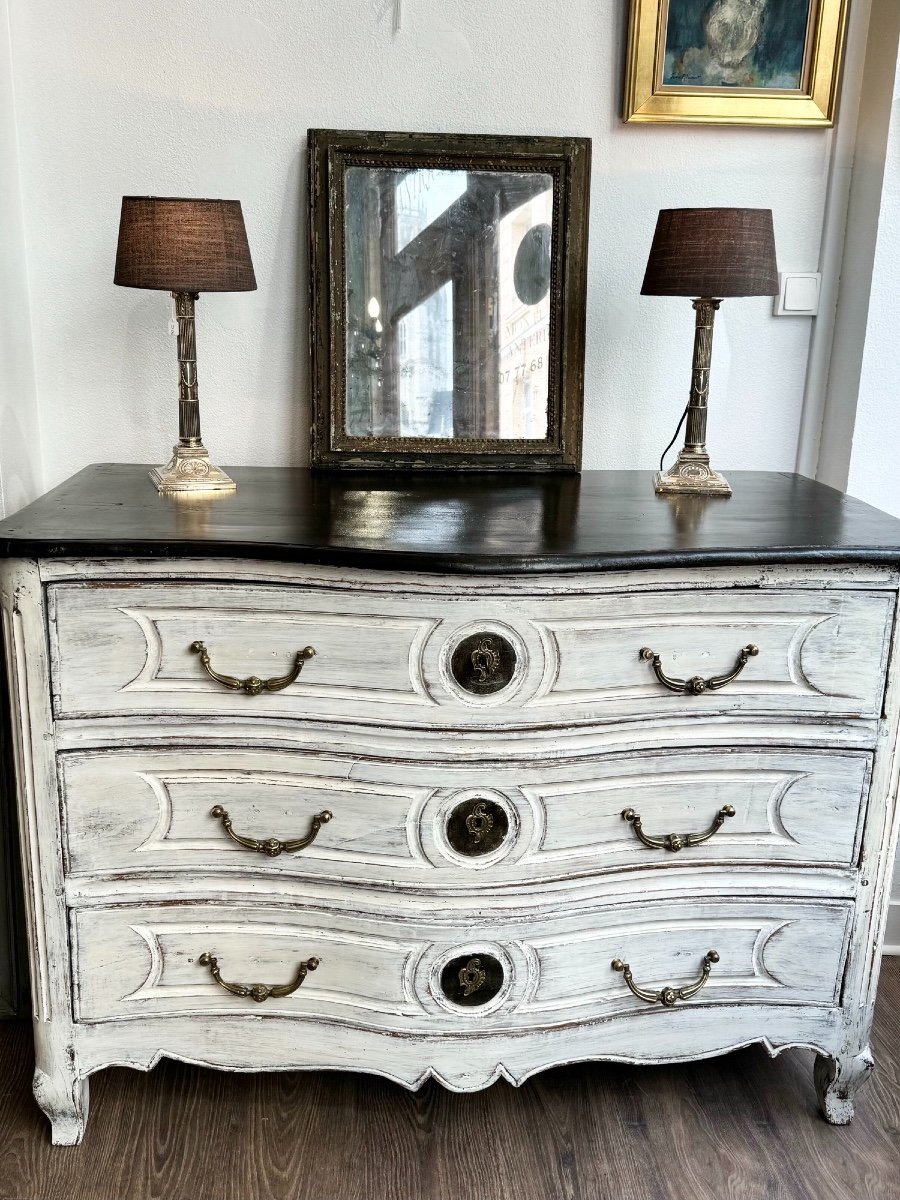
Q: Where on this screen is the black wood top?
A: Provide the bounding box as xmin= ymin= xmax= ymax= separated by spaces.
xmin=1 ymin=464 xmax=900 ymax=575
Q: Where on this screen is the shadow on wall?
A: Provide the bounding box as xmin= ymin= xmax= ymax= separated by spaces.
xmin=0 ymin=405 xmax=41 ymax=519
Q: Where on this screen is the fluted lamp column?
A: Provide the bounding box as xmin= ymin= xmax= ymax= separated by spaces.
xmin=114 ymin=196 xmax=257 ymax=494
xmin=642 ymin=208 xmax=778 ymax=497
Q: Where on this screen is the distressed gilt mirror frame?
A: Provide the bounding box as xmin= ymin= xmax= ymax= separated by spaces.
xmin=308 ymin=129 xmax=591 ymax=470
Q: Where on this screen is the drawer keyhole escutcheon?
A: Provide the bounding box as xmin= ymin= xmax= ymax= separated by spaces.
xmin=198 ymin=952 xmax=319 ymax=1002
xmin=459 ymin=958 xmax=487 ymax=996
xmin=449 ymin=632 xmax=517 ymax=696
xmin=439 ymin=952 xmax=505 ymax=1006
xmin=210 ymin=805 xmax=332 ymax=857
xmin=466 ymin=802 xmax=493 ymax=843
xmin=190 ymin=640 xmax=316 ymax=695
xmin=470 ymin=640 xmax=500 ymax=683
xmin=622 ymin=805 xmax=735 ymax=852
xmin=611 ymin=951 xmax=719 ymax=1006
xmin=446 ymin=797 xmax=510 ymax=856
xmin=640 ymin=644 xmax=758 ymax=695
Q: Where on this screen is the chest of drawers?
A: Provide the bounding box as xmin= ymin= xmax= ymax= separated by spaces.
xmin=2 ymin=466 xmax=900 ymax=1143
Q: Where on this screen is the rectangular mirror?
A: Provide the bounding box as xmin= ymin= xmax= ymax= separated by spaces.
xmin=309 ymin=130 xmax=591 ymax=470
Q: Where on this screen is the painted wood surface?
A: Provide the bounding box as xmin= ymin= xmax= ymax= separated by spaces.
xmin=71 ymin=897 xmax=852 ymax=1029
xmin=1 ymin=559 xmax=88 ymax=1143
xmin=5 ymin=466 xmax=900 ymax=575
xmin=60 ymin=746 xmax=872 ymax=885
xmin=2 ymin=553 xmax=899 ymax=1142
xmin=48 ymin=581 xmax=893 ymax=725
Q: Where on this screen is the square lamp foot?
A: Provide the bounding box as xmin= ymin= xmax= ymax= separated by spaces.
xmin=149 ymin=444 xmax=236 ymax=495
xmin=655 ymin=452 xmax=731 ymax=497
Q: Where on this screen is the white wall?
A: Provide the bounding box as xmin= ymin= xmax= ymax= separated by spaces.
xmin=6 ymin=0 xmax=831 ymax=486
xmin=833 ymin=6 xmax=900 ymax=952
xmin=0 ymin=0 xmax=41 ymax=516
xmin=817 ymin=0 xmax=900 ymax=495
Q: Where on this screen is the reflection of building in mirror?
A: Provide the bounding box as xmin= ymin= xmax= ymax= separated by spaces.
xmin=497 ymin=191 xmax=552 ymax=438
xmin=343 ymin=164 xmax=555 ymax=442
xmin=397 ymin=282 xmax=453 ymax=437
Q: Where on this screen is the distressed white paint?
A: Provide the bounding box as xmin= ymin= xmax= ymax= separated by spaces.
xmin=59 ymin=746 xmax=872 ymax=883
xmin=48 ymin=580 xmax=893 ymax=726
xmin=4 ymin=0 xmax=835 ymax=489
xmin=3 ymin=555 xmax=900 ymax=1142
xmin=72 ymin=898 xmax=852 ymax=1026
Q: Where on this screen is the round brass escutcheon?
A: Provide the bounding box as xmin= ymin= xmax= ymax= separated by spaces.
xmin=440 ymin=953 xmax=505 ymax=1007
xmin=449 ymin=632 xmax=517 ymax=696
xmin=446 ymin=797 xmax=510 ymax=856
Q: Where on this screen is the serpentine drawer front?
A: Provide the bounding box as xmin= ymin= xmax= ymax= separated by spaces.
xmin=5 ymin=465 xmax=900 ymax=1142
xmin=48 ymin=582 xmax=893 ymax=725
xmin=70 ymin=898 xmax=853 ymax=1027
xmin=59 ymin=746 xmax=872 ymax=887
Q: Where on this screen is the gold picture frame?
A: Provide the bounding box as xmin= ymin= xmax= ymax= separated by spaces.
xmin=624 ymin=0 xmax=850 ymax=126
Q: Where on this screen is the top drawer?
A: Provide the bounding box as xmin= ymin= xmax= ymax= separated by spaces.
xmin=48 ymin=580 xmax=894 ymax=727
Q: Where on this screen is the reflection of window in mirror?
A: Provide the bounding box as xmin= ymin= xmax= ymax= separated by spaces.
xmin=343 ymin=165 xmax=554 ymax=443
xmin=398 ymin=282 xmax=453 ymax=437
xmin=395 ymin=170 xmax=467 ymax=252
xmin=498 ymin=192 xmax=552 ymax=439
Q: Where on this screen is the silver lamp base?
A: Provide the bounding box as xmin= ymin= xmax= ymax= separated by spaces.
xmin=150 ymin=443 xmax=236 ymax=495
xmin=655 ymin=449 xmax=731 ymax=497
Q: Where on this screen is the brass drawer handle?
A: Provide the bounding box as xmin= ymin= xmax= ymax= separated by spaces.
xmin=622 ymin=804 xmax=735 ymax=853
xmin=210 ymin=805 xmax=332 ymax=857
xmin=190 ymin=641 xmax=315 ymax=696
xmin=611 ymin=950 xmax=719 ymax=1007
xmin=639 ymin=644 xmax=758 ymax=695
xmin=198 ymin=952 xmax=319 ymax=1003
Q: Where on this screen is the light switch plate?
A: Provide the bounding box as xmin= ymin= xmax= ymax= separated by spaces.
xmin=774 ymin=272 xmax=821 ymax=316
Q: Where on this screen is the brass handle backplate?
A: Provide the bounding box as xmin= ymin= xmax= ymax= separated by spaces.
xmin=210 ymin=805 xmax=332 ymax=857
xmin=611 ymin=950 xmax=719 ymax=1007
xmin=198 ymin=952 xmax=319 ymax=1002
xmin=622 ymin=804 xmax=735 ymax=853
xmin=190 ymin=641 xmax=315 ymax=696
xmin=640 ymin=644 xmax=758 ymax=695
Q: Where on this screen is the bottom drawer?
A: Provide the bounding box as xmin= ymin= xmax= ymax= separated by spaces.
xmin=72 ymin=897 xmax=853 ymax=1030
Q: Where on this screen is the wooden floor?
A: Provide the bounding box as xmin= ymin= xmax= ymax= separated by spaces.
xmin=1 ymin=960 xmax=898 ymax=1200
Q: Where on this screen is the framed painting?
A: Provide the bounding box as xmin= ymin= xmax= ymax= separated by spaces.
xmin=624 ymin=0 xmax=850 ymax=126
xmin=308 ymin=129 xmax=591 ymax=471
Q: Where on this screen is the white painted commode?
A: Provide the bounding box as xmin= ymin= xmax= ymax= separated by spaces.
xmin=2 ymin=465 xmax=899 ymax=1142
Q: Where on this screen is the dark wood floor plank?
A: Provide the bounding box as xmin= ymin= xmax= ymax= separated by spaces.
xmin=0 ymin=959 xmax=897 ymax=1200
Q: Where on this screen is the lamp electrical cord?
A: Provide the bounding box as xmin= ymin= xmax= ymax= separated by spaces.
xmin=659 ymin=404 xmax=689 ymax=474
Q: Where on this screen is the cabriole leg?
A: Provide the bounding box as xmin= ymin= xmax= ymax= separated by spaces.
xmin=32 ymin=1064 xmax=89 ymax=1145
xmin=814 ymin=1047 xmax=874 ymax=1125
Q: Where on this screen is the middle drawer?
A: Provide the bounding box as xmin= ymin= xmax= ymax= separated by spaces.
xmin=60 ymin=746 xmax=870 ymax=887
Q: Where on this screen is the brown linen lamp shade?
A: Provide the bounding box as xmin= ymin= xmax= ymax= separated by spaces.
xmin=641 ymin=208 xmax=778 ymax=299
xmin=114 ymin=197 xmax=256 ymax=293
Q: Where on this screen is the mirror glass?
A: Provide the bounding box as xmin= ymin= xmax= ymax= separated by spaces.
xmin=343 ymin=165 xmax=554 ymax=441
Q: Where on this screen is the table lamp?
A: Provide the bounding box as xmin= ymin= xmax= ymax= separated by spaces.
xmin=114 ymin=196 xmax=256 ymax=494
xmin=641 ymin=208 xmax=778 ymax=497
